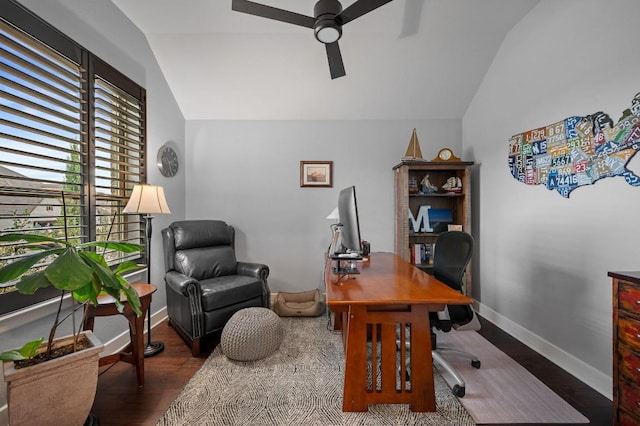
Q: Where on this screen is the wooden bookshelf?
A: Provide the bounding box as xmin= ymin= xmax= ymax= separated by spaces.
xmin=393 ymin=160 xmax=474 ymax=295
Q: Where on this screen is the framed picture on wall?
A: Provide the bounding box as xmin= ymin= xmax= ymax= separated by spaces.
xmin=300 ymin=161 xmax=333 ymax=187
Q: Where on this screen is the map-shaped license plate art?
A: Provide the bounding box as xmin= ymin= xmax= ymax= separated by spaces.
xmin=508 ymin=92 xmax=640 ymax=197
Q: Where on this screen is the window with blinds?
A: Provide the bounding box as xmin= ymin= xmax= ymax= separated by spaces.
xmin=0 ymin=0 xmax=146 ymax=315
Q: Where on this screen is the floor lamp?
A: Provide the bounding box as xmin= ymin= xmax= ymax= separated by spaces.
xmin=123 ymin=184 xmax=171 ymax=357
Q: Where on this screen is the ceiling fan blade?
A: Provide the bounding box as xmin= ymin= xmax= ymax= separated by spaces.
xmin=338 ymin=0 xmax=396 ymax=25
xmin=399 ymin=0 xmax=424 ymax=38
xmin=325 ymin=42 xmax=346 ymax=79
xmin=232 ymin=0 xmax=314 ymax=28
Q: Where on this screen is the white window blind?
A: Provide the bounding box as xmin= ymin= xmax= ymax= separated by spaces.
xmin=0 ymin=1 xmax=147 ymax=315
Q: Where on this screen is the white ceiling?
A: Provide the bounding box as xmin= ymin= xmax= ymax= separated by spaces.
xmin=111 ymin=0 xmax=539 ymax=120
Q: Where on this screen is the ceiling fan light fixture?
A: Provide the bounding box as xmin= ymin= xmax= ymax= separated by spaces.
xmin=314 ymin=19 xmax=341 ymax=43
xmin=313 ymin=0 xmax=343 ymax=43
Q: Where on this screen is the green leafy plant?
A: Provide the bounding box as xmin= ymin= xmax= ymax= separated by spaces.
xmin=0 ymin=233 xmax=142 ymax=363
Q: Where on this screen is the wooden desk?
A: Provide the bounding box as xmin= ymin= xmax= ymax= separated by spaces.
xmin=325 ymin=252 xmax=472 ymax=412
xmin=83 ymin=283 xmax=156 ymax=388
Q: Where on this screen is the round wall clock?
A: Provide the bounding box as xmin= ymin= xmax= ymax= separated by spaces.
xmin=157 ymin=142 xmax=179 ymax=177
xmin=433 ymin=147 xmax=461 ymax=162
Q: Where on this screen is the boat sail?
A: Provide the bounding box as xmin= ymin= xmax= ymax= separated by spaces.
xmin=402 ymin=128 xmax=424 ymax=160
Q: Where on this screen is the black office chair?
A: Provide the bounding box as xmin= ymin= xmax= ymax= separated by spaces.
xmin=430 ymin=230 xmax=481 ymax=398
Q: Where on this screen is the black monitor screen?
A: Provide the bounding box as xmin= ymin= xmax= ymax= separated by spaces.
xmin=337 ymin=186 xmax=362 ymax=254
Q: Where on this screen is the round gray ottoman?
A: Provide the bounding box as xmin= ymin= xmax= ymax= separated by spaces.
xmin=221 ymin=307 xmax=283 ymax=361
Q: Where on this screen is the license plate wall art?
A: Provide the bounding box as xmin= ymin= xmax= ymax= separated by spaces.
xmin=508 ymin=91 xmax=640 ymax=198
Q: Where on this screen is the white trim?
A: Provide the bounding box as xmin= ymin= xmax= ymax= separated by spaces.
xmin=0 ymin=294 xmax=73 ymax=334
xmin=0 ymin=270 xmax=146 ymax=334
xmin=475 ymin=301 xmax=612 ymax=400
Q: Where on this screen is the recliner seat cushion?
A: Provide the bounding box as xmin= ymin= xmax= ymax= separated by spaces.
xmin=200 ymin=275 xmax=264 ymax=311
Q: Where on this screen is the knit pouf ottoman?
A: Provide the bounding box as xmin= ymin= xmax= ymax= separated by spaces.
xmin=221 ymin=307 xmax=283 ymax=361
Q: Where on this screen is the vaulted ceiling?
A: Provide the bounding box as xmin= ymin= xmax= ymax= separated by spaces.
xmin=112 ymin=0 xmax=539 ymax=120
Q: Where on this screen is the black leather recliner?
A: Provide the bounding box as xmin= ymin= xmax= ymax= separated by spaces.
xmin=161 ymin=220 xmax=270 ymax=356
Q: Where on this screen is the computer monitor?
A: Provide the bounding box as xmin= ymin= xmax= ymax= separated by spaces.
xmin=338 ymin=186 xmax=362 ymax=254
xmin=331 ymin=186 xmax=363 ymax=275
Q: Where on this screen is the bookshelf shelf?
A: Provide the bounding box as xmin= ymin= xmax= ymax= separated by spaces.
xmin=409 ymin=193 xmax=464 ymax=198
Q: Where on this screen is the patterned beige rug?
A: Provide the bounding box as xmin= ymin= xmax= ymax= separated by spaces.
xmin=158 ymin=315 xmax=588 ymax=425
xmin=157 ymin=316 xmax=475 ymax=425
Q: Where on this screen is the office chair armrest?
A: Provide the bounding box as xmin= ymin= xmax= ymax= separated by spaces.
xmin=237 ymin=261 xmax=270 ymax=280
xmin=165 ymin=270 xmax=199 ymax=296
xmin=437 ymin=307 xmax=451 ymax=321
xmin=435 ymin=306 xmax=452 ymax=332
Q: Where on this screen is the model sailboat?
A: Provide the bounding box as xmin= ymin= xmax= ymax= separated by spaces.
xmin=402 ymin=128 xmax=424 ymax=160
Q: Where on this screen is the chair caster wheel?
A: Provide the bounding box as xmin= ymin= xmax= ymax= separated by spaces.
xmin=471 ymin=360 xmax=481 ymax=369
xmin=453 ymin=384 xmax=465 ymax=397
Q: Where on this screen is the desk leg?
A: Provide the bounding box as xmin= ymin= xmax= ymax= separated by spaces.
xmin=342 ymin=305 xmax=368 ymax=412
xmin=409 ymin=305 xmax=436 ymax=412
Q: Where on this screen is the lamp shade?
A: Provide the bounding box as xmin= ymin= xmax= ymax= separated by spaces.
xmin=123 ymin=184 xmax=171 ymax=214
xmin=326 ymin=207 xmax=339 ymax=220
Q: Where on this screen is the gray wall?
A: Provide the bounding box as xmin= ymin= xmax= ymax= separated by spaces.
xmin=185 ymin=120 xmax=462 ymax=292
xmin=0 ymin=0 xmax=186 ymax=419
xmin=464 ymin=0 xmax=640 ymax=398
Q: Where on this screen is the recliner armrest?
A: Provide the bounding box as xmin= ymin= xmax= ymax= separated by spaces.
xmin=165 ymin=270 xmax=199 ymax=296
xmin=237 ymin=261 xmax=269 ymax=280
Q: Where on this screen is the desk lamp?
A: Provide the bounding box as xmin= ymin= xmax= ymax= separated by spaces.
xmin=326 ymin=207 xmax=342 ymax=256
xmin=123 ymin=184 xmax=171 ymax=357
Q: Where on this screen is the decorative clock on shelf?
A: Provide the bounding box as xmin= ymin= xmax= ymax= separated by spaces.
xmin=432 ymin=147 xmax=461 ymax=162
xmin=157 ymin=142 xmax=179 ymax=177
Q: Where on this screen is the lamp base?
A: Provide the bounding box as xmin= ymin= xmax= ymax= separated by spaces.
xmin=144 ymin=341 xmax=165 ymax=357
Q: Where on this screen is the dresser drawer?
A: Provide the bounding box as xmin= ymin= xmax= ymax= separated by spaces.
xmin=619 ymin=317 xmax=640 ymax=353
xmin=619 ymin=344 xmax=640 ymax=381
xmin=619 ymin=379 xmax=640 ymax=417
xmin=619 ymin=281 xmax=640 ymax=316
xmin=619 ymin=407 xmax=640 ymax=426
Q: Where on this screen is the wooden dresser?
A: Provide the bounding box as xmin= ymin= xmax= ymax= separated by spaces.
xmin=609 ymin=271 xmax=640 ymax=425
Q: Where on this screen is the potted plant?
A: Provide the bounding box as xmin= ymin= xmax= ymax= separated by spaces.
xmin=0 ymin=231 xmax=142 ymax=426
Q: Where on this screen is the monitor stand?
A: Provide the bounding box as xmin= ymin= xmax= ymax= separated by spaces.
xmin=331 ymin=256 xmax=362 ymax=275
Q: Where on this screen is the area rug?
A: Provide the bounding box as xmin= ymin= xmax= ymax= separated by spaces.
xmin=434 ymin=329 xmax=589 ymax=424
xmin=158 ymin=315 xmax=588 ymax=425
xmin=157 ymin=316 xmax=475 ymax=426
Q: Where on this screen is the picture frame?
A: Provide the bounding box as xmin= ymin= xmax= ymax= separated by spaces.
xmin=300 ymin=161 xmax=333 ymax=187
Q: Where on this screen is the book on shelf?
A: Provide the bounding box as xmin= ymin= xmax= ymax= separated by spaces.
xmin=411 ymin=243 xmax=436 ymax=266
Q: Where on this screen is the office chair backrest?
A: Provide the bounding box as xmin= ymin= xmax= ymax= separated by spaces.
xmin=433 ymin=231 xmax=474 ymax=292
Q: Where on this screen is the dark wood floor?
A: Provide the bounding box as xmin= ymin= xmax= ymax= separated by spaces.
xmin=90 ymin=316 xmax=612 ymax=425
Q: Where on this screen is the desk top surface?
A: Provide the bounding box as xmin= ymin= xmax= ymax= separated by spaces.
xmin=324 ymin=252 xmax=472 ymax=307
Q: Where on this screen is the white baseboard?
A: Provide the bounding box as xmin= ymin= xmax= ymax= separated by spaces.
xmin=475 ymin=302 xmax=612 ymax=400
xmin=0 ymin=307 xmax=169 ymax=426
